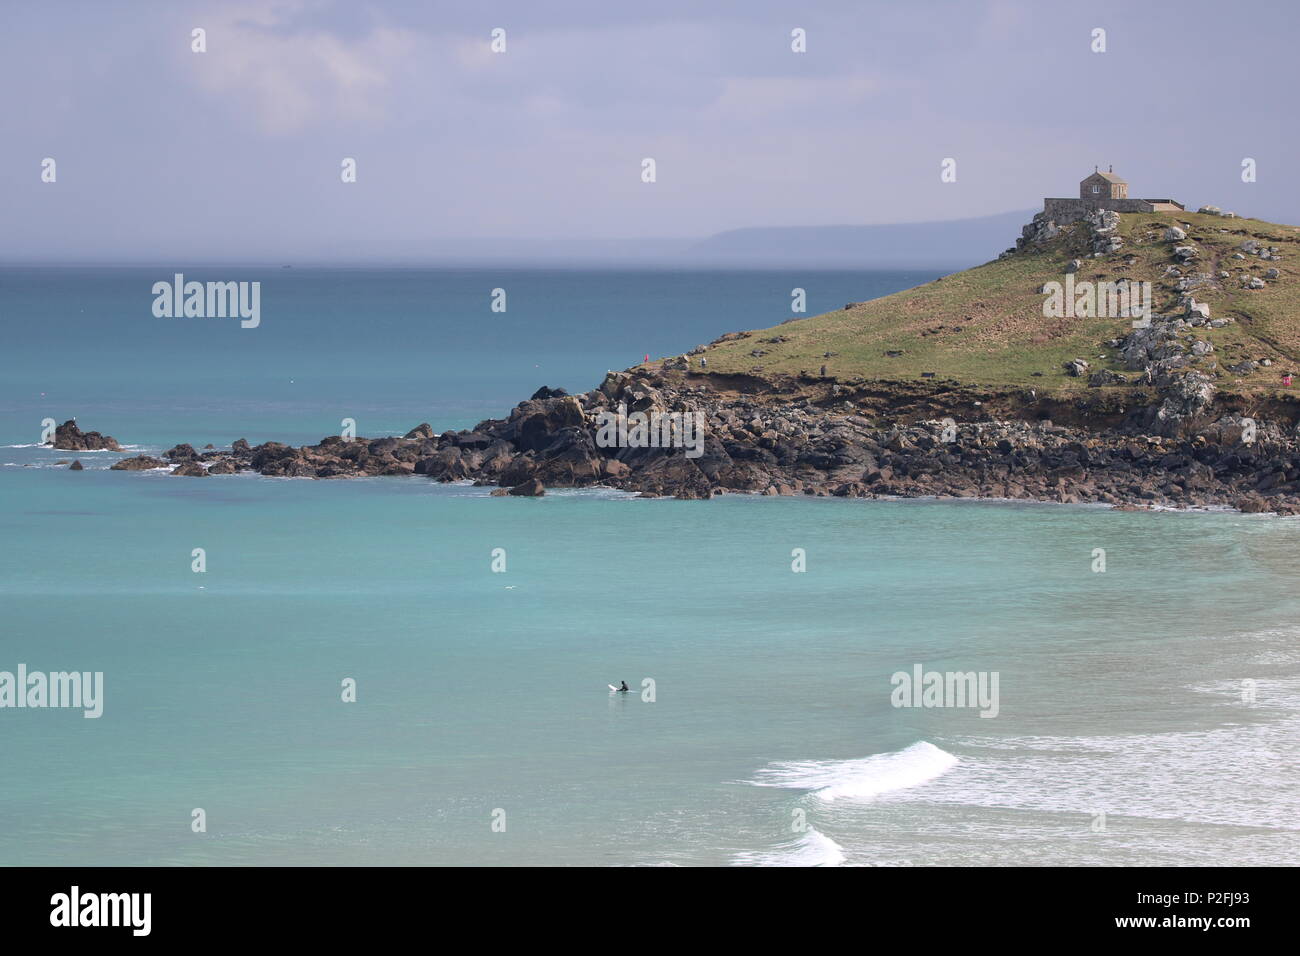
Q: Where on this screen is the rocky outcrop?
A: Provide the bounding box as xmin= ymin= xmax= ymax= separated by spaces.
xmin=1087 ymin=209 xmax=1123 ymax=255
xmin=1152 ymin=371 xmax=1216 ymax=436
xmin=1013 ymin=213 xmax=1062 ymax=251
xmin=62 ymin=357 xmax=1300 ymax=514
xmin=50 ymin=420 xmax=121 ymax=451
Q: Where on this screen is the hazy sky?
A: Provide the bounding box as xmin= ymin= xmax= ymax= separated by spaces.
xmin=4 ymin=0 xmax=1299 ymax=259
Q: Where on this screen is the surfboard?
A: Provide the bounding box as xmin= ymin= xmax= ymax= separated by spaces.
xmin=608 ymin=684 xmax=619 ymax=691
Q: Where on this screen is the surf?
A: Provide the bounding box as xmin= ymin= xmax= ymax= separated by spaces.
xmin=748 ymin=741 xmax=959 ymax=801
xmin=732 ymin=826 xmax=846 ymax=867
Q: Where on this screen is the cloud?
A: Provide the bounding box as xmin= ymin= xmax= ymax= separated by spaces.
xmin=189 ymin=2 xmax=417 ymax=134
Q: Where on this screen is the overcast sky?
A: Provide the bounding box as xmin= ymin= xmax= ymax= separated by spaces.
xmin=4 ymin=0 xmax=1298 ymax=259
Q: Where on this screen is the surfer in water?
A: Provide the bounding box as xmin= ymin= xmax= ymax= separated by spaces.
xmin=617 ymin=681 xmax=629 ymax=693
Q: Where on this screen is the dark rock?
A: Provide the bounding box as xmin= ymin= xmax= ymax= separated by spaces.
xmin=451 ymin=431 xmax=493 ymax=449
xmin=261 ymin=459 xmax=317 ymax=478
xmin=250 ymin=442 xmax=298 ymax=470
xmin=414 ymin=448 xmax=465 ymax=479
xmin=514 ymin=397 xmax=585 ymax=452
xmin=165 ymin=443 xmax=198 ymax=461
xmin=51 ymin=420 xmax=121 ymax=451
xmin=507 ymin=478 xmax=545 ymax=496
xmin=110 ymin=455 xmax=167 ymax=471
xmin=69 ymin=460 xmax=83 ymax=470
xmin=529 ymin=386 xmax=569 ymax=400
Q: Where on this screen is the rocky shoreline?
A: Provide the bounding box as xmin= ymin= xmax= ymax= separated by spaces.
xmin=46 ymin=370 xmax=1300 ymax=515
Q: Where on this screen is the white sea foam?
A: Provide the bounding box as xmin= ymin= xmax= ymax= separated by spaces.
xmin=732 ymin=826 xmax=846 ymax=867
xmin=927 ymin=680 xmax=1300 ymax=832
xmin=749 ymin=741 xmax=959 ymax=802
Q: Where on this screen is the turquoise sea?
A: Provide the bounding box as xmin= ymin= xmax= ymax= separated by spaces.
xmin=2 ymin=267 xmax=1298 ymax=866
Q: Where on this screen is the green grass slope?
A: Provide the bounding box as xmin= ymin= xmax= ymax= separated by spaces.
xmin=684 ymin=211 xmax=1300 ymax=396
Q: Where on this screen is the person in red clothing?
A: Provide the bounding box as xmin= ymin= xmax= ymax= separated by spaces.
xmin=1284 ymin=373 xmax=1294 ymax=386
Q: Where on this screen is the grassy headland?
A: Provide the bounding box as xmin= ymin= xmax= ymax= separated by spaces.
xmin=677 ymin=211 xmax=1300 ymax=401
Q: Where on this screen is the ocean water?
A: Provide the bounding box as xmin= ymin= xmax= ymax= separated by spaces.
xmin=2 ymin=267 xmax=1298 ymax=867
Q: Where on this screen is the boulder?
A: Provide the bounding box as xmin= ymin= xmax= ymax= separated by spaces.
xmin=170 ymin=461 xmax=208 ymax=477
xmin=110 ymin=455 xmax=167 ymax=471
xmin=403 ymin=423 xmax=435 ymax=440
xmin=164 ymin=443 xmax=198 ymax=461
xmin=497 ymin=458 xmax=537 ymax=487
xmin=414 ymin=448 xmax=465 ymax=479
xmin=1087 ymin=370 xmax=1127 ymax=387
xmin=529 ymin=386 xmax=569 ymax=400
xmin=69 ymin=460 xmax=83 ymax=470
xmin=507 ymin=478 xmax=545 ymax=497
xmin=513 ymin=396 xmax=585 ymax=452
